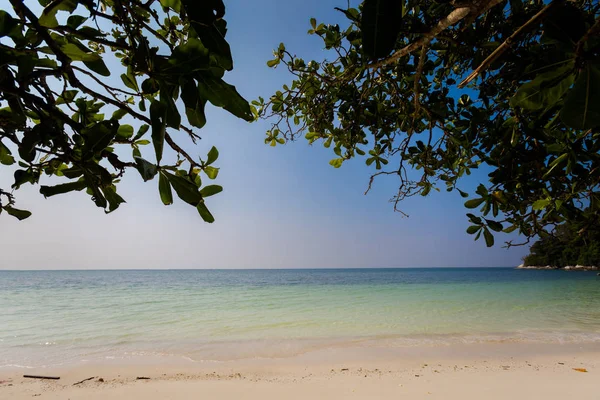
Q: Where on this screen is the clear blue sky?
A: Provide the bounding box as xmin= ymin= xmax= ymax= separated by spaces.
xmin=0 ymin=0 xmax=530 ymax=269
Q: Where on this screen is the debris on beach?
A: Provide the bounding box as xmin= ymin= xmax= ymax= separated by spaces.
xmin=23 ymin=375 xmax=60 ymax=380
xmin=573 ymin=368 xmax=588 ymax=373
xmin=73 ymin=376 xmax=95 ymax=386
xmin=136 ymin=376 xmax=151 ymax=380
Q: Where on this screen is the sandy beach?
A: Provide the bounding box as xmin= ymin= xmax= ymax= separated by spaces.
xmin=2 ymin=341 xmax=598 ymax=399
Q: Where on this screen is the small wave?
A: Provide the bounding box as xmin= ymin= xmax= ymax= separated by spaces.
xmin=0 ymin=364 xmax=35 ymax=369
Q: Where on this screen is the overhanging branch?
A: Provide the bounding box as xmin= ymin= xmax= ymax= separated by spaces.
xmin=366 ymin=0 xmax=504 ymax=70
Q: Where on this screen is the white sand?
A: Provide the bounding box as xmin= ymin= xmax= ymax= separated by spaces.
xmin=2 ymin=342 xmax=599 ymax=399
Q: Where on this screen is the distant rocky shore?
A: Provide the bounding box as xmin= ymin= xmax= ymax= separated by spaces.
xmin=516 ymin=264 xmax=599 ymax=271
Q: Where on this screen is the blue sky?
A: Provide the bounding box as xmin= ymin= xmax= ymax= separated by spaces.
xmin=0 ymin=0 xmax=530 ymax=269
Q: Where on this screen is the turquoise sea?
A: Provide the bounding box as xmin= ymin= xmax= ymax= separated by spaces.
xmin=1 ymin=268 xmax=600 ymax=368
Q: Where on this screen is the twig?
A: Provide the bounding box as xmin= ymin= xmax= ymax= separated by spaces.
xmin=165 ymin=133 xmax=201 ymax=167
xmin=71 ymin=66 xmax=137 ymax=97
xmin=458 ymin=0 xmax=559 ymax=88
xmin=73 ymin=376 xmax=96 ymax=386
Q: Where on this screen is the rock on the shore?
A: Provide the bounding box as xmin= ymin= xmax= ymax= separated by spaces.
xmin=516 ymin=265 xmax=558 ymax=270
xmin=517 ymin=265 xmax=599 ymax=271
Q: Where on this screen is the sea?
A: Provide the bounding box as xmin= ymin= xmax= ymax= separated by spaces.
xmin=1 ymin=268 xmax=600 ymax=368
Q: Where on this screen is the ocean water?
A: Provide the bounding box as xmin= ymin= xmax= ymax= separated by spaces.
xmin=1 ymin=268 xmax=600 ymax=368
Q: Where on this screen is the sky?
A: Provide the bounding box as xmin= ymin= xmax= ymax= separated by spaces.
xmin=0 ymin=0 xmax=531 ymax=269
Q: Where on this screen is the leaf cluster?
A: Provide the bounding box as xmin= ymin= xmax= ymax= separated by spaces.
xmin=0 ymin=0 xmax=252 ymax=221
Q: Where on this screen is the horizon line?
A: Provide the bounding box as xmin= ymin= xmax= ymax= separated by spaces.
xmin=0 ymin=266 xmax=516 ymax=271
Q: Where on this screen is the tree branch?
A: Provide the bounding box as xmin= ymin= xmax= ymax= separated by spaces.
xmin=458 ymin=0 xmax=560 ymax=88
xmin=165 ymin=133 xmax=201 ymax=167
xmin=367 ymin=0 xmax=504 ymax=70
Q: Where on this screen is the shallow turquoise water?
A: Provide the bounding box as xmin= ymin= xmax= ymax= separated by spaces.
xmin=1 ymin=268 xmax=599 ymax=367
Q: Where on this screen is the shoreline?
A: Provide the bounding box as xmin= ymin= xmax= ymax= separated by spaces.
xmin=2 ymin=341 xmax=598 ymax=399
xmin=3 ymin=329 xmax=600 ymax=369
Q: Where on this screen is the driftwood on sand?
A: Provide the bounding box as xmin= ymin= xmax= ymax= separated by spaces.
xmin=23 ymin=375 xmax=60 ymax=380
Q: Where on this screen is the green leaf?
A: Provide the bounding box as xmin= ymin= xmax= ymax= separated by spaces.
xmin=84 ymin=58 xmax=110 ymax=77
xmin=486 ymin=219 xmax=503 ymax=232
xmin=170 ymin=38 xmax=209 ymax=70
xmin=532 ymin=199 xmax=551 ymax=211
xmin=150 ymin=100 xmax=167 ymax=163
xmin=200 ymin=185 xmax=222 ymax=197
xmin=560 ymin=63 xmax=600 ymax=129
xmin=116 ymin=124 xmax=134 ymax=139
xmin=134 ymin=124 xmax=150 ymax=141
xmin=464 ymin=198 xmax=485 ymax=209
xmin=39 ymin=0 xmax=78 ymax=28
xmin=3 ymin=206 xmax=32 ymax=220
xmin=56 ymin=90 xmax=77 ymax=105
xmin=206 ymin=146 xmax=219 ymax=165
xmin=467 ymin=213 xmax=482 ymax=224
xmin=67 ymin=15 xmax=86 ymax=29
xmin=483 ymin=228 xmax=494 ymax=247
xmin=77 ymin=26 xmax=103 ymax=37
xmin=198 ymin=76 xmax=253 ymax=121
xmin=0 ymin=11 xmax=19 ymax=38
xmin=134 ymin=157 xmax=158 ymax=181
xmin=329 ymin=158 xmax=343 ymax=168
xmin=457 ymin=189 xmax=469 ymax=198
xmin=466 ymin=225 xmax=480 ymax=234
xmin=196 ymin=201 xmax=215 ymax=223
xmin=266 ymin=59 xmax=279 ymax=67
xmin=158 ymin=172 xmax=173 ymax=205
xmin=60 ymin=43 xmax=100 ymax=62
xmin=112 ymin=109 xmax=128 ymax=120
xmin=204 ymin=166 xmax=219 ymax=179
xmin=81 ymin=123 xmax=115 ymax=158
xmin=40 ymin=180 xmax=87 ymax=197
xmin=165 ymin=172 xmax=201 ymax=205
xmin=141 ymin=78 xmax=160 ymax=94
xmin=159 ymin=0 xmax=182 ymax=12
xmin=12 ymin=169 xmax=34 ymax=189
xmin=120 ymin=73 xmax=138 ymax=91
xmin=183 ymin=0 xmax=232 ymax=71
xmin=510 ymin=62 xmax=575 ymax=111
xmin=503 ymin=224 xmax=518 ymax=234
xmin=181 ymin=78 xmax=207 ymax=129
xmin=160 ymin=85 xmax=181 ymax=129
xmin=0 ymin=141 xmax=15 ymax=165
xmin=542 ymin=153 xmax=568 ymax=178
xmin=102 ymin=185 xmax=126 ymax=213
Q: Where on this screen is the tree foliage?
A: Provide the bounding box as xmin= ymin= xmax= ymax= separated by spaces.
xmin=258 ymin=0 xmax=600 ymax=246
xmin=0 ymin=0 xmax=252 ymax=221
xmin=523 ymin=223 xmax=600 ymax=266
